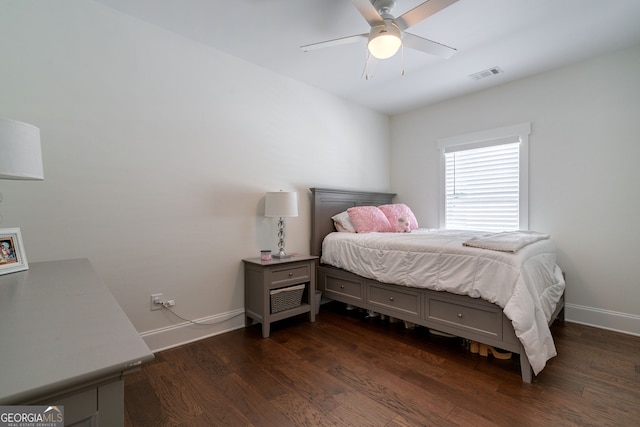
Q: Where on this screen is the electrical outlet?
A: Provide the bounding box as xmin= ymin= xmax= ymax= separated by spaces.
xmin=150 ymin=293 xmax=163 ymax=311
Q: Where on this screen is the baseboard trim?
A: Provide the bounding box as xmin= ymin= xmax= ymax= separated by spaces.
xmin=141 ymin=308 xmax=246 ymax=353
xmin=140 ymin=304 xmax=640 ymax=353
xmin=565 ymin=303 xmax=640 ymax=337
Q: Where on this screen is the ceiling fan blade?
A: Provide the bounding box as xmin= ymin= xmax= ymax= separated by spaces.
xmin=402 ymin=32 xmax=456 ymax=58
xmin=351 ymin=0 xmax=384 ymax=27
xmin=300 ymin=34 xmax=367 ymax=52
xmin=394 ymin=0 xmax=459 ymax=31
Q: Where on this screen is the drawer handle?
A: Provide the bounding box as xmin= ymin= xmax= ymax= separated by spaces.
xmin=340 ymin=284 xmax=345 ymax=289
xmin=389 ymin=297 xmax=395 ymax=302
xmin=457 ymin=313 xmax=463 ymax=318
xmin=288 ymin=272 xmax=293 ymax=277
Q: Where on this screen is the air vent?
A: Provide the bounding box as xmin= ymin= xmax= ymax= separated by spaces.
xmin=469 ymin=66 xmax=503 ymax=80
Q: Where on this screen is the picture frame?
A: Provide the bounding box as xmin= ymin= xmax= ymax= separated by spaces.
xmin=0 ymin=227 xmax=29 ymax=275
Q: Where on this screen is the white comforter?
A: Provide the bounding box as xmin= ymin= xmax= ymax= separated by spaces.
xmin=321 ymin=229 xmax=565 ymax=375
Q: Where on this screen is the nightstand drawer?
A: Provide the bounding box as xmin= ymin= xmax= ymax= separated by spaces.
xmin=426 ymin=297 xmax=502 ymax=339
xmin=369 ymin=284 xmax=419 ymax=316
xmin=271 ymin=265 xmax=310 ymax=286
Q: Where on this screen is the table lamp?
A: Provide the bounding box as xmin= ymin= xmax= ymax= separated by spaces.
xmin=0 ymin=117 xmax=44 ymax=180
xmin=264 ymin=191 xmax=298 ymax=258
xmin=0 ymin=117 xmax=44 ymax=225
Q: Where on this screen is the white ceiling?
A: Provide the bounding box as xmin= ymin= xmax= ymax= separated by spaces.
xmin=94 ymin=0 xmax=640 ymax=115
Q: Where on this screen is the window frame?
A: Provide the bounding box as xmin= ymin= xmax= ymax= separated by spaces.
xmin=437 ymin=122 xmax=531 ymax=231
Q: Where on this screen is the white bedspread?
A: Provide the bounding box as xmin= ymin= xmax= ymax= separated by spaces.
xmin=321 ymin=229 xmax=565 ymax=375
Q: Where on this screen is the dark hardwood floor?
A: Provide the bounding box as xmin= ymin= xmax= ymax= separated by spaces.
xmin=125 ymin=302 xmax=640 ymax=426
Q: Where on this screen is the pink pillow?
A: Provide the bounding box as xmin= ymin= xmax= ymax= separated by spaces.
xmin=378 ymin=203 xmax=419 ymax=230
xmin=347 ymin=206 xmax=393 ymax=233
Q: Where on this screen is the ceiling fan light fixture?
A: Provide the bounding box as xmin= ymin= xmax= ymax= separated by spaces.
xmin=367 ymin=22 xmax=402 ymax=59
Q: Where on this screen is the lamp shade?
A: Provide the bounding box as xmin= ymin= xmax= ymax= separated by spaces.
xmin=368 ymin=22 xmax=402 ymax=59
xmin=0 ymin=117 xmax=44 ymax=180
xmin=265 ymin=191 xmax=298 ymax=218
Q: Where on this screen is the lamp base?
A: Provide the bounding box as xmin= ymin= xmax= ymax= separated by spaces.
xmin=272 ymin=253 xmax=292 ymax=259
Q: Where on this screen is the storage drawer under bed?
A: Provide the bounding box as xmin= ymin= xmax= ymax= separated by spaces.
xmin=368 ymin=283 xmax=420 ymax=317
xmin=322 ymin=273 xmax=364 ymax=303
xmin=425 ymin=294 xmax=503 ymax=339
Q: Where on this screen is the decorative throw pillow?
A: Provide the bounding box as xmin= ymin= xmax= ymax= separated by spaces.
xmin=378 ymin=203 xmax=419 ymax=230
xmin=331 ymin=211 xmax=356 ymax=232
xmin=396 ymin=216 xmax=411 ymax=233
xmin=347 ymin=206 xmax=393 ymax=233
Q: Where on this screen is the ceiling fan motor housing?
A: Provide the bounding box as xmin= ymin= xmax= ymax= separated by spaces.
xmin=368 ymin=20 xmax=402 ymax=59
xmin=367 ymin=0 xmax=401 ymax=59
xmin=372 ymin=0 xmax=396 ymax=16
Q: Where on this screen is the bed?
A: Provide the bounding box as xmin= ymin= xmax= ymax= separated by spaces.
xmin=310 ymin=187 xmax=565 ymax=383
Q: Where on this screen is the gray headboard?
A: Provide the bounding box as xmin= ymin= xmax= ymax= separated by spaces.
xmin=309 ymin=188 xmax=396 ymax=257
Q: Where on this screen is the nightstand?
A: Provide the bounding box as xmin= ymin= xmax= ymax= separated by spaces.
xmin=243 ymin=255 xmax=318 ymax=338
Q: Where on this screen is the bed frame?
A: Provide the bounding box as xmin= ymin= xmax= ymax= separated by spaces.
xmin=310 ymin=187 xmax=565 ymax=383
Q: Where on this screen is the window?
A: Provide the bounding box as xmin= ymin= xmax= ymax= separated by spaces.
xmin=438 ymin=123 xmax=530 ymax=232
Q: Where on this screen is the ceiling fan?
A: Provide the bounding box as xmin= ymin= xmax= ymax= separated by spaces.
xmin=301 ymin=0 xmax=458 ymax=60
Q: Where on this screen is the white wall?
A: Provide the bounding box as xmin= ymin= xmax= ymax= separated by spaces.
xmin=0 ymin=0 xmax=390 ymax=350
xmin=391 ymin=44 xmax=640 ymax=335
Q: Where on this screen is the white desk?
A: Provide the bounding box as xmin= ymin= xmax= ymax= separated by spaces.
xmin=0 ymin=258 xmax=154 ymax=426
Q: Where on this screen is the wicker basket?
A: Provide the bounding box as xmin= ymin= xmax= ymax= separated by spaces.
xmin=270 ymin=284 xmax=305 ymax=313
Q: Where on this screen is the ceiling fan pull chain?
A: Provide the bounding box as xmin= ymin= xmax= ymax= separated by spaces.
xmin=400 ymin=43 xmax=405 ymax=76
xmin=362 ymin=51 xmax=373 ymax=80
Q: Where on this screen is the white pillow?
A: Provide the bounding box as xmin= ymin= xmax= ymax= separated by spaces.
xmin=331 ymin=211 xmax=356 ymax=233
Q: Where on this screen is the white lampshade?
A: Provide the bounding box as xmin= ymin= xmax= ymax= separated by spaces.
xmin=0 ymin=117 xmax=44 ymax=180
xmin=368 ymin=22 xmax=402 ymax=59
xmin=265 ymin=191 xmax=298 ymax=218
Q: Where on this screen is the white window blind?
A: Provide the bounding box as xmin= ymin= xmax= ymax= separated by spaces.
xmin=444 ymin=141 xmax=520 ymax=231
xmin=438 ymin=122 xmax=530 ymax=232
